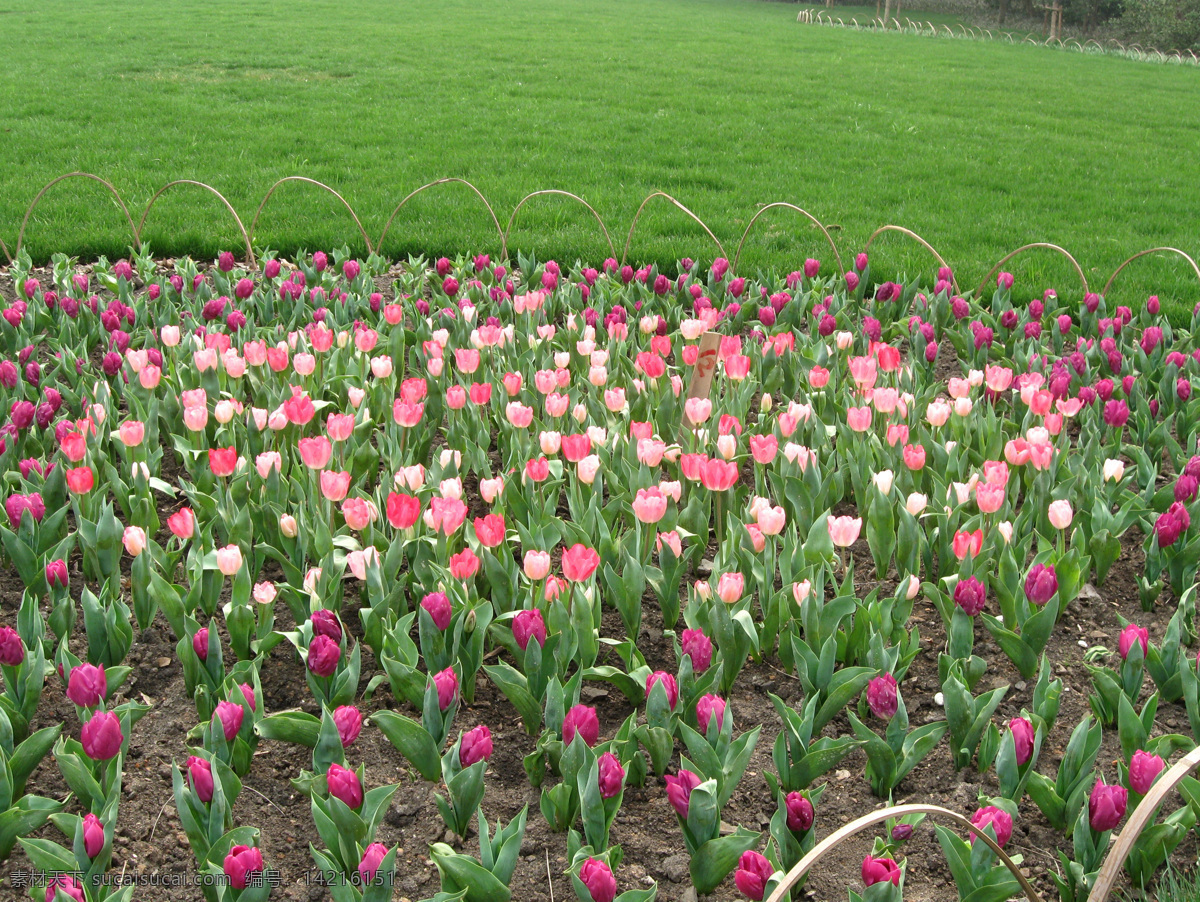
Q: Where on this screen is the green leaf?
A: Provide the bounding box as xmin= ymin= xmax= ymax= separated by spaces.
xmin=483 ymin=664 xmax=543 ymax=734
xmin=688 ymin=828 xmax=762 ymax=895
xmin=371 ymin=711 xmax=443 ymax=781
xmin=256 ymin=711 xmax=321 ymax=747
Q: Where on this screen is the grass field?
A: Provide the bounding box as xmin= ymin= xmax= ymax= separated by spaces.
xmin=4 ymin=0 xmax=1200 ymax=316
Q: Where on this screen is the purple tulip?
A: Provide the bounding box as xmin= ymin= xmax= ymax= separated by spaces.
xmin=646 ymin=671 xmax=678 ymax=711
xmin=563 ymin=704 xmax=600 ymax=747
xmin=665 ymin=769 xmax=702 ymax=818
xmin=433 ymin=667 xmax=459 ymax=711
xmin=192 ymin=628 xmax=209 ymax=661
xmin=512 ymin=608 xmax=547 ymax=650
xmin=1024 ymin=564 xmax=1058 ymax=606
xmin=67 ymin=663 xmax=107 ymax=708
xmin=188 ymin=755 xmax=214 ymax=802
xmin=82 ymin=813 xmax=105 ymax=858
xmin=969 ymin=806 xmax=1012 ymax=846
xmin=0 ymin=625 xmax=24 ymax=666
xmin=597 ymin=752 xmax=624 ymax=799
xmin=44 ymin=876 xmax=86 ymax=902
xmin=734 ymin=850 xmax=774 ymax=901
xmin=696 ymin=694 xmax=726 ymax=734
xmin=1118 ymin=623 xmax=1149 ymax=661
xmin=421 ymin=592 xmax=452 ymax=631
xmin=459 ymin=725 xmax=493 ymax=767
xmin=891 ymin=824 xmax=913 ymax=842
xmin=327 ymin=763 xmax=363 ymax=809
xmin=1089 ymin=778 xmax=1127 ymax=832
xmin=1129 ymin=750 xmax=1165 ymax=795
xmin=358 ymin=842 xmax=389 ymax=886
xmin=953 ymin=577 xmax=987 ymax=616
xmin=1155 ymin=502 xmax=1191 ymax=547
xmin=307 ymin=634 xmax=341 ymax=677
xmin=215 ymin=700 xmax=244 ymax=741
xmin=1009 ymin=717 xmax=1034 ymax=766
xmin=862 ymin=856 xmax=901 ymax=887
xmin=579 ymin=857 xmax=617 ymax=902
xmin=867 ymin=673 xmax=898 ymax=720
xmin=785 ymin=791 xmax=815 ymax=832
xmin=334 ymin=705 xmax=362 ymax=746
xmin=310 ymin=608 xmax=343 ymax=643
xmin=681 ymin=628 xmax=713 ymax=673
xmin=80 ymin=710 xmax=123 ymax=760
xmin=45 ymin=559 xmax=68 ymax=589
xmin=223 ymin=845 xmax=264 ymax=890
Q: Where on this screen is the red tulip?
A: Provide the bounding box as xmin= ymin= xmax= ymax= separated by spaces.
xmin=562 ymin=544 xmax=600 ymax=582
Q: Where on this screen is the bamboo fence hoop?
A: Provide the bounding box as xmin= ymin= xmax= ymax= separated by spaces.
xmin=376 ymin=177 xmax=506 ymax=262
xmin=764 ymin=803 xmax=1044 ymax=902
xmin=1102 ymin=247 xmax=1200 ymax=297
xmin=976 ymin=243 xmax=1089 ymax=297
xmin=503 ymin=190 xmax=615 ymax=260
xmin=863 ymin=225 xmax=959 ymax=295
xmin=138 ymin=180 xmax=254 ymax=268
xmin=732 ymin=203 xmax=843 ymax=275
xmin=1088 ymin=744 xmax=1200 ymax=901
xmin=620 ymin=191 xmax=725 ymax=268
xmin=16 ymin=172 xmax=140 ymax=262
xmin=249 ymin=177 xmax=374 ymax=256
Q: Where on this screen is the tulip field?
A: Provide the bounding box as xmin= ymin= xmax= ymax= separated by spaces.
xmin=1 ymin=245 xmax=1200 ymax=902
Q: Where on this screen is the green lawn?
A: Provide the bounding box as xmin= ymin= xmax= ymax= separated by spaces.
xmin=4 ymin=0 xmax=1200 ymax=317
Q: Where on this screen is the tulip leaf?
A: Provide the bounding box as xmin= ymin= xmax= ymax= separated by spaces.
xmin=484 ymin=664 xmax=542 ymax=734
xmin=371 ymin=711 xmax=442 ymax=782
xmin=256 ymin=711 xmax=322 ymax=748
xmin=688 ymin=827 xmax=762 ymax=895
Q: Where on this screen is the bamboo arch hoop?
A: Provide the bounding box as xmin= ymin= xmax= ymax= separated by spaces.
xmin=502 ymin=190 xmax=615 ymax=261
xmin=376 ymin=177 xmax=506 ymax=262
xmin=1088 ymin=743 xmax=1200 ymax=900
xmin=1102 ymin=247 xmax=1200 ymax=297
xmin=976 ymin=243 xmax=1089 ymax=297
xmin=763 ymin=803 xmax=1044 ymax=902
xmin=620 ymin=191 xmax=725 ymax=268
xmin=863 ymin=225 xmax=959 ymax=295
xmin=250 ymin=177 xmax=374 ymax=256
xmin=138 ymin=179 xmax=254 ymax=268
xmin=16 ymin=172 xmax=140 ymax=262
xmin=732 ymin=203 xmax=843 ymax=275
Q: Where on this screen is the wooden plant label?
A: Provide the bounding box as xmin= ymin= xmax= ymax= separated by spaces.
xmin=681 ymin=331 xmax=721 ymax=431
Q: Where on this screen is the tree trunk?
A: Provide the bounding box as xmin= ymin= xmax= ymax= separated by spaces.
xmin=883 ymin=0 xmax=892 ymax=26
xmin=998 ymin=0 xmax=1008 ymax=26
xmin=876 ymin=0 xmax=881 ymax=18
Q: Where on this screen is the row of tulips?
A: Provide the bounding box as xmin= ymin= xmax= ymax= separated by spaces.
xmin=1 ymin=244 xmax=1199 ymax=902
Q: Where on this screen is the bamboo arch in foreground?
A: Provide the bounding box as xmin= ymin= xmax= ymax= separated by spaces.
xmin=503 ymin=190 xmax=615 ymax=261
xmin=863 ymin=225 xmax=959 ymax=295
xmin=376 ymin=177 xmax=506 ymax=262
xmin=250 ymin=176 xmax=374 ymax=256
xmin=137 ymin=179 xmax=255 ymax=268
xmin=764 ymin=803 xmax=1043 ymax=902
xmin=620 ymin=191 xmax=725 ymax=268
xmin=16 ymin=172 xmax=140 ymax=261
xmin=976 ymin=242 xmax=1089 ymax=298
xmin=1102 ymin=247 xmax=1200 ymax=298
xmin=732 ymin=202 xmax=843 ymax=276
xmin=764 ymin=744 xmax=1200 ymax=902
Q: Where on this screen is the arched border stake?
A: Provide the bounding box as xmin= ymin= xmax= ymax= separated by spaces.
xmin=732 ymin=202 xmax=843 ymax=275
xmin=1089 ymin=743 xmax=1200 ymax=900
xmin=250 ymin=177 xmax=373 ymax=256
xmin=138 ymin=180 xmax=254 ymax=269
xmin=17 ymin=173 xmax=139 ymax=261
xmin=863 ymin=225 xmax=959 ymax=295
xmin=0 ymin=235 xmax=11 ymax=265
xmin=1102 ymin=247 xmax=1200 ymax=297
xmin=976 ymin=243 xmax=1088 ymax=297
xmin=503 ymin=190 xmax=614 ymax=261
xmin=377 ymin=178 xmax=505 ymax=262
xmin=764 ymin=803 xmax=1043 ymax=902
xmin=620 ymin=191 xmax=724 ymax=268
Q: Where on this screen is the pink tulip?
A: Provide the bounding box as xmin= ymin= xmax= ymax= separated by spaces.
xmin=827 ymin=515 xmax=862 ymax=548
